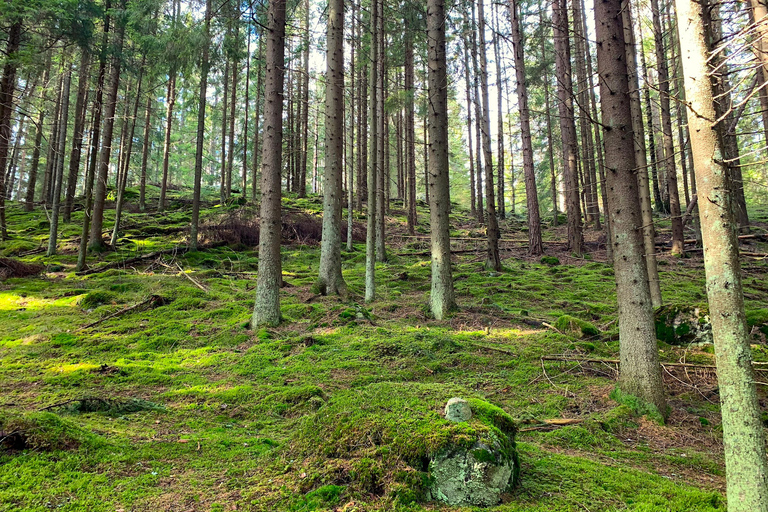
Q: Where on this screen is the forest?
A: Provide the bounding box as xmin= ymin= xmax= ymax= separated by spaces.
xmin=2 ymin=0 xmax=768 ymax=509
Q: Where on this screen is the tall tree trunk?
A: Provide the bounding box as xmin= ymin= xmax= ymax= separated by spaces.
xmin=427 ymin=0 xmax=456 ymax=319
xmin=227 ymin=24 xmax=238 ymax=200
xmin=159 ymin=69 xmax=177 ymax=212
xmin=462 ymin=37 xmax=476 ymax=220
xmin=639 ymin=28 xmax=664 ymax=212
xmin=242 ymin=21 xmax=251 ymax=198
xmin=220 ymin=59 xmax=229 ymax=203
xmin=300 ymin=0 xmax=310 ymax=198
xmin=539 ymin=6 xmax=558 ymax=227
xmin=595 ymin=0 xmax=667 ymax=417
xmin=77 ymin=4 xmax=110 ymax=270
xmin=552 ymin=0 xmax=583 ymax=254
xmin=708 ymin=5 xmax=749 ymax=231
xmin=139 ymin=94 xmax=151 ymax=211
xmin=375 ymin=0 xmax=386 ymax=263
xmin=251 ymin=33 xmax=264 ymax=202
xmin=89 ymin=0 xmax=126 ymax=252
xmin=493 ymin=6 xmax=505 ymax=220
xmin=111 ymin=66 xmax=144 ymax=246
xmin=623 ymin=0 xmax=663 ymax=308
xmin=347 ymin=0 xmax=356 ymax=252
xmin=406 ymin=28 xmax=417 ymax=234
xmin=42 ymin=74 xmax=63 ymax=206
xmin=676 ymin=0 xmax=768 ymax=506
xmin=47 ymin=65 xmax=72 ymax=255
xmin=253 ymin=0 xmax=287 ymax=327
xmin=191 ymin=0 xmax=212 ymax=250
xmin=64 ymin=49 xmax=91 ymax=222
xmin=508 ymin=0 xmax=543 ymax=255
xmin=650 ymin=0 xmax=685 ymax=254
xmin=25 ymin=52 xmax=51 ymax=212
xmin=747 ymin=1 xmax=768 ymax=149
xmin=316 ymin=0 xmax=347 ymax=297
xmin=474 ymin=0 xmax=501 ymax=271
xmin=365 ymin=0 xmax=379 ymax=303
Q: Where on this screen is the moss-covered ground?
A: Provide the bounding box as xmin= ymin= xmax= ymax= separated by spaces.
xmin=2 ymin=188 xmax=768 ymax=511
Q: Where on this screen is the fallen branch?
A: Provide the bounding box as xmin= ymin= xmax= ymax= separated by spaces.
xmin=519 ymin=418 xmax=584 ymax=432
xmin=176 ymin=263 xmax=209 ymax=292
xmin=76 ymin=241 xmax=226 ymax=276
xmin=541 ymin=355 xmax=768 ymax=369
xmin=80 ymin=295 xmax=167 ymax=329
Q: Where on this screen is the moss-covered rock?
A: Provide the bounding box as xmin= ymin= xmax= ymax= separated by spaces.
xmin=654 ymin=304 xmax=712 ymax=345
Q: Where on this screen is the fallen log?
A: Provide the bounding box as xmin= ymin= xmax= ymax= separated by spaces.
xmin=80 ymin=294 xmax=168 ymax=329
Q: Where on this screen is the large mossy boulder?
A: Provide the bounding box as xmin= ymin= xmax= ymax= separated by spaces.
xmin=291 ymin=382 xmax=518 ymax=507
xmin=654 ymin=304 xmax=711 ymax=345
xmin=428 ymin=397 xmax=517 ymax=506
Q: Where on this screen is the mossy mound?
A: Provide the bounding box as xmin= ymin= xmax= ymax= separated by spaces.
xmin=0 ymin=412 xmax=104 ymax=453
xmin=747 ymin=309 xmax=768 ymax=339
xmin=288 ymin=382 xmax=517 ymax=507
xmin=654 ymin=304 xmax=711 ymax=345
xmin=78 ymin=291 xmax=116 ymax=309
xmin=554 ymin=315 xmax=599 ymax=338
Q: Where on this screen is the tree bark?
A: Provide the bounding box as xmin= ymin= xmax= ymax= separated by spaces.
xmin=427 ymin=0 xmax=456 ymax=320
xmin=508 ymin=0 xmax=543 ymax=255
xmin=475 ymin=0 xmax=501 ymax=271
xmin=462 ymin=36 xmax=476 ymax=220
xmin=63 ymin=49 xmax=91 ymax=222
xmin=406 ymin=27 xmax=417 ymax=234
xmin=25 ymin=53 xmax=50 ymax=212
xmin=253 ymin=0 xmax=287 ymax=327
xmin=623 ymin=0 xmax=663 ymax=308
xmin=595 ymin=0 xmax=667 ymax=417
xmin=89 ymin=0 xmax=126 ymax=252
xmin=375 ymin=0 xmax=386 ymax=263
xmin=191 ymin=0 xmax=212 ymax=250
xmin=365 ymin=0 xmax=379 ymax=303
xmin=0 ymin=20 xmax=21 ymax=239
xmin=552 ymin=0 xmax=583 ymax=255
xmin=650 ymin=0 xmax=685 ymax=255
xmin=47 ymin=66 xmax=72 ymax=256
xmin=316 ymin=0 xmax=348 ymax=297
xmin=676 ymin=0 xmax=768 ymax=506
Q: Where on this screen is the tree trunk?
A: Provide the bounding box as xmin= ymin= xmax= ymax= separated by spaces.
xmin=64 ymin=49 xmax=91 ymax=222
xmin=623 ymin=0 xmax=663 ymax=308
xmin=650 ymin=0 xmax=685 ymax=255
xmin=552 ymin=0 xmax=583 ymax=255
xmin=77 ymin=4 xmax=110 ymax=270
xmin=47 ymin=66 xmax=72 ymax=256
xmin=89 ymin=0 xmax=126 ymax=252
xmin=191 ymin=0 xmax=212 ymax=250
xmin=375 ymin=0 xmax=386 ymax=263
xmin=426 ymin=0 xmax=456 ymax=320
xmin=220 ymin=58 xmax=229 ymax=203
xmin=226 ymin=25 xmax=238 ymax=200
xmin=406 ymin=29 xmax=417 ymax=234
xmin=747 ymin=0 xmax=768 ymax=150
xmin=347 ymin=0 xmax=356 ymax=252
xmin=365 ymin=0 xmax=379 ymax=303
xmin=251 ymin=33 xmax=264 ymax=202
xmin=493 ymin=6 xmax=505 ymax=220
xmin=159 ymin=68 xmax=177 ymax=212
xmin=25 ymin=55 xmax=50 ymax=212
xmin=253 ymin=0 xmax=287 ymax=327
xmin=42 ymin=73 xmax=63 ymax=206
xmin=676 ymin=0 xmax=768 ymax=506
xmin=462 ymin=37 xmax=476 ymax=220
xmin=242 ymin=21 xmax=251 ymax=198
xmin=316 ymin=0 xmax=347 ymax=297
xmin=475 ymin=0 xmax=501 ymax=271
xmin=540 ymin=7 xmax=558 ymax=227
xmin=508 ymin=0 xmax=543 ymax=255
xmin=595 ymin=0 xmax=667 ymax=417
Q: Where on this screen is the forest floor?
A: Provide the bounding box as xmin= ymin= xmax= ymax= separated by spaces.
xmin=2 ymin=186 xmax=768 ymax=511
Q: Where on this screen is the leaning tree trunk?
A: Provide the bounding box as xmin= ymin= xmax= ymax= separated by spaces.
xmin=253 ymin=0 xmax=287 ymax=327
xmin=552 ymin=0 xmax=583 ymax=255
xmin=315 ymin=0 xmax=347 ymax=297
xmin=508 ymin=0 xmax=543 ymax=255
xmin=623 ymin=0 xmax=663 ymax=308
xmin=426 ymin=0 xmax=456 ymax=320
xmin=595 ymin=0 xmax=667 ymax=417
xmin=676 ymin=0 xmax=768 ymax=507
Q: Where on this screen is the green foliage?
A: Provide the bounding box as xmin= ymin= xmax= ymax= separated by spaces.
xmin=610 ymin=387 xmax=665 ymax=425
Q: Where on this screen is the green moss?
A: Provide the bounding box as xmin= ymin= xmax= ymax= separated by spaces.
xmin=79 ymin=291 xmax=117 ymax=309
xmin=554 ymin=315 xmax=599 ymax=337
xmin=610 ymin=387 xmax=665 ymax=425
xmin=540 ymin=256 xmax=560 ymax=266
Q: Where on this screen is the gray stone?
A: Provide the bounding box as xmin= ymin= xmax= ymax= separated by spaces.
xmin=444 ymin=397 xmax=471 ymax=422
xmin=429 ymin=436 xmax=515 ymax=507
